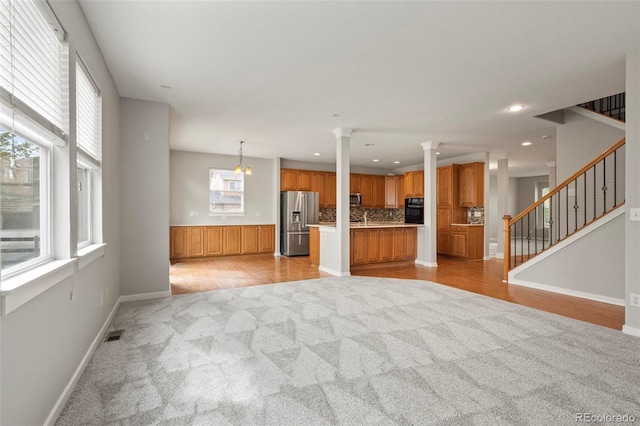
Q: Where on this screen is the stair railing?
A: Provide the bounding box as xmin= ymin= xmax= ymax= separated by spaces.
xmin=503 ymin=137 xmax=626 ymax=280
xmin=577 ymin=92 xmax=625 ymax=122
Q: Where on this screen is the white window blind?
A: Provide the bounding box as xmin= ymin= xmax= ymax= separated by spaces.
xmin=76 ymin=60 xmax=101 ymax=164
xmin=0 ymin=0 xmax=66 ymax=139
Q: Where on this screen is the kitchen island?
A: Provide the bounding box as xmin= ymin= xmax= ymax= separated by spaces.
xmin=309 ymin=222 xmax=423 ymax=267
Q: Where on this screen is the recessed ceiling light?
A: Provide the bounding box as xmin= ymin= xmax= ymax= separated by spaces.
xmin=393 ymin=161 xmax=400 ymax=164
xmin=313 ymin=152 xmax=321 ymax=156
xmin=436 ymin=152 xmax=441 ymax=155
xmin=160 ymin=84 xmax=172 ymax=89
xmin=507 ymin=104 xmax=525 ymax=112
xmin=521 ymin=141 xmax=532 ymax=146
xmin=373 ymin=159 xmax=379 ymax=162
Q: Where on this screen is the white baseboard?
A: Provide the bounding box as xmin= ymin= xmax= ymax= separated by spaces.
xmin=119 ymin=290 xmax=171 ymax=303
xmin=495 ymin=253 xmax=504 ymax=259
xmin=415 ymin=260 xmax=437 ymax=267
xmin=622 ymin=325 xmax=640 ymax=337
xmin=45 ymin=298 xmax=121 ymax=426
xmin=508 ymin=278 xmax=625 ymax=306
xmin=319 ymin=266 xmax=351 ymax=277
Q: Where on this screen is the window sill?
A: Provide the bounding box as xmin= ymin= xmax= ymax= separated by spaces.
xmin=0 ymin=259 xmax=77 ymax=316
xmin=77 ymin=243 xmax=107 ymax=269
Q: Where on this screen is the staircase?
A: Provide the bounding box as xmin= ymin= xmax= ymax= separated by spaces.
xmin=503 ymin=93 xmax=626 ymax=281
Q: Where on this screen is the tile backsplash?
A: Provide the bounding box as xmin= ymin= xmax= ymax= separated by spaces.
xmin=467 ymin=206 xmax=485 ymax=224
xmin=319 ymin=207 xmax=404 ymax=223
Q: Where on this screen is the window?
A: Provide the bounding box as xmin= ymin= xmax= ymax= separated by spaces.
xmin=76 ymin=59 xmax=102 ymax=249
xmin=536 ymin=181 xmax=550 ymax=227
xmin=0 ymin=0 xmax=66 ymax=276
xmin=209 ymin=169 xmax=244 ymax=214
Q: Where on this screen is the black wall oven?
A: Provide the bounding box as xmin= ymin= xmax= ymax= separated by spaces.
xmin=405 ymin=197 xmax=424 ymax=224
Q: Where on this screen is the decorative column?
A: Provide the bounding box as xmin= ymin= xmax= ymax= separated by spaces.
xmin=484 ymin=152 xmax=491 ymax=259
xmin=624 ymin=49 xmax=640 ymax=337
xmin=333 ymin=127 xmax=353 ymax=275
xmin=417 ymin=141 xmax=439 ymax=266
xmin=495 ymin=153 xmax=509 ymax=260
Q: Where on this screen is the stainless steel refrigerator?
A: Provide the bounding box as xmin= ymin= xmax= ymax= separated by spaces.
xmin=281 ymin=191 xmax=319 ymax=256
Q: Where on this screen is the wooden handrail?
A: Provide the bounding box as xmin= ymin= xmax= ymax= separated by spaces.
xmin=575 ymin=105 xmax=626 ymax=124
xmin=509 ymin=137 xmax=625 ymax=225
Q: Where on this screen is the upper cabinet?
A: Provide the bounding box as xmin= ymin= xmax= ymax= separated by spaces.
xmin=311 ymin=172 xmax=327 ymax=207
xmin=437 ymin=165 xmax=459 ymax=207
xmin=458 ymin=162 xmax=484 ymax=207
xmin=350 ymin=174 xmax=361 ymax=193
xmin=384 ymin=176 xmax=398 ymax=208
xmin=281 ymin=168 xmax=312 ymax=191
xmin=404 ymin=170 xmax=424 ymax=198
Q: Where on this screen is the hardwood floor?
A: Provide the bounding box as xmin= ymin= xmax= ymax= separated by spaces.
xmin=170 ymin=255 xmax=625 ymax=330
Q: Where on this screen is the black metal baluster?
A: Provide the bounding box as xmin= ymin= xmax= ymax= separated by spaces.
xmin=534 ymin=206 xmax=537 ymax=254
xmin=541 ymin=202 xmax=545 ymax=250
xmin=565 ymin=186 xmax=569 ymax=239
xmin=527 ymin=212 xmax=531 ymax=259
xmin=583 ymin=172 xmax=587 ymax=226
xmin=614 ymin=149 xmax=617 ymax=207
xmin=520 ymin=219 xmax=524 ymax=266
xmin=593 ymin=165 xmax=596 ymax=220
xmin=549 ymin=194 xmax=554 ymax=246
xmin=573 ymin=178 xmax=578 ymax=232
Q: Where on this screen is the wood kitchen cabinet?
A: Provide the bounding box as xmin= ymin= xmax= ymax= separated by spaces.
xmin=310 ymin=227 xmax=319 ymax=266
xmin=350 ymin=228 xmax=368 ymax=265
xmin=385 ymin=176 xmax=398 ymax=208
xmin=451 ymin=225 xmax=484 ymax=260
xmin=458 ymin=162 xmax=484 ymax=207
xmin=367 ymin=228 xmax=394 ymax=263
xmin=280 ymin=168 xmax=312 ymax=191
xmin=311 ymin=172 xmax=327 ymax=207
xmin=392 ymin=227 xmax=417 ymax=260
xmin=241 ymin=226 xmax=259 ymax=254
xmin=258 ymin=225 xmax=275 ymax=253
xmin=360 ymin=174 xmax=373 ymax=207
xmin=350 ymin=174 xmax=361 ymax=194
xmin=205 ymin=227 xmax=223 ymax=256
xmin=170 ymin=225 xmax=275 ymax=260
xmin=397 ymin=174 xmax=405 ymax=208
xmin=373 ymin=176 xmax=385 ymax=208
xmin=187 ymin=227 xmax=205 ymax=257
xmin=437 ymin=165 xmax=459 ymax=206
xmin=404 ymin=171 xmax=424 ymax=198
xmin=437 ymin=207 xmax=452 ymax=255
xmin=325 ymin=173 xmax=336 ymax=207
xmin=170 ymin=226 xmax=187 ymax=258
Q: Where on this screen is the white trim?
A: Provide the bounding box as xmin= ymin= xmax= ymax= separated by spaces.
xmin=318 ymin=266 xmax=350 ymax=277
xmin=622 ymin=325 xmax=640 ymax=337
xmin=77 ymin=243 xmax=106 ymax=270
xmin=508 ymin=278 xmax=625 ymax=306
xmin=273 ymin=252 xmax=281 ymax=256
xmin=567 ymin=106 xmax=626 ymax=130
xmin=415 ymin=260 xmax=437 ymax=267
xmin=44 ymin=298 xmax=121 ymax=426
xmin=509 ymin=208 xmax=625 ymax=277
xmin=119 ymin=291 xmax=171 ymax=303
xmin=0 ymin=259 xmax=76 ymax=315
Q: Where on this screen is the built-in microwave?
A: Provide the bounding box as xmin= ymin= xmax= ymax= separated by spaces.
xmin=350 ymin=193 xmax=362 ymax=206
xmin=405 ymin=197 xmax=424 ymax=224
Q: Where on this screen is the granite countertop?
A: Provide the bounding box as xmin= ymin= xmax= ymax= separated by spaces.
xmin=309 ymin=222 xmax=424 ymax=229
xmin=450 ymin=223 xmax=485 ymax=226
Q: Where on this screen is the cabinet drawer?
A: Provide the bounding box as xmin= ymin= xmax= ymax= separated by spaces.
xmin=451 ymin=225 xmax=468 ymax=233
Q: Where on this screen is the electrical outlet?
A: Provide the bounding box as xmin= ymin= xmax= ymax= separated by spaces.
xmin=70 ymin=291 xmax=75 ymax=301
xmin=631 ymin=293 xmax=640 ymax=307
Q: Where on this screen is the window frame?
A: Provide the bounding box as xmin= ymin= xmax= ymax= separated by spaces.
xmin=209 ymin=168 xmax=245 ymax=216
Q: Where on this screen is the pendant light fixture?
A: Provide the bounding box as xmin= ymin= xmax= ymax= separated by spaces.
xmin=233 ymin=140 xmax=252 ymax=175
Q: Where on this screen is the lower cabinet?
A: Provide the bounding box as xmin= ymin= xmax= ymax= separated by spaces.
xmin=451 ymin=225 xmax=484 ymax=260
xmin=170 ymin=225 xmax=275 ymax=259
xmin=350 ymin=227 xmax=417 ymax=266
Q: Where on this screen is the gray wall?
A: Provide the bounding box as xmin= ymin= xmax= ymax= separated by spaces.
xmin=513 ymin=213 xmax=625 ymax=302
xmin=120 ymin=98 xmax=170 ymax=296
xmin=516 ymin=175 xmax=548 ymax=214
xmin=556 ymin=109 xmax=625 ymax=182
xmin=171 ymin=150 xmax=276 ymax=225
xmin=1 ymin=1 xmax=122 ymax=424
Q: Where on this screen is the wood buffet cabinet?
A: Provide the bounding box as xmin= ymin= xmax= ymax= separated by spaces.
xmin=350 ymin=227 xmax=417 ymax=266
xmin=170 ymin=225 xmax=275 ymax=260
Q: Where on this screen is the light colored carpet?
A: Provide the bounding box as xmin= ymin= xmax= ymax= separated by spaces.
xmin=57 ymin=276 xmax=640 ymax=425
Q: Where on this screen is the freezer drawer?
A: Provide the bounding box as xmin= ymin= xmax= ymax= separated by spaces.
xmin=284 ymin=232 xmax=310 ymax=256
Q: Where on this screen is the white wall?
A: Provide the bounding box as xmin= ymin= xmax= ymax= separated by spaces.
xmin=120 ymin=98 xmax=170 ymax=296
xmin=556 ymin=110 xmax=625 ymax=182
xmin=512 ymin=213 xmax=625 ymax=303
xmin=170 ymin=150 xmax=275 ymax=225
xmin=1 ymin=1 xmax=121 ymax=424
xmin=516 ymin=175 xmax=548 ymax=214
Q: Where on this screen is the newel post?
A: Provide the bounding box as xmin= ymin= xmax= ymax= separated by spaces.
xmin=503 ymin=215 xmax=512 ymax=281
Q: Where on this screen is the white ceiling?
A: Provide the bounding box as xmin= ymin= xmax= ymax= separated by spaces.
xmin=79 ymin=1 xmax=639 ymax=177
